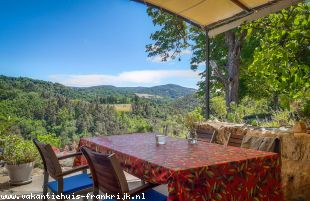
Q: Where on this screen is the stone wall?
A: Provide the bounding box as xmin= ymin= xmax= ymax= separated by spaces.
xmin=197 ymin=121 xmax=310 ymax=201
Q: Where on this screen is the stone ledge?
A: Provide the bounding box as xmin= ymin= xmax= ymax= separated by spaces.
xmin=197 ymin=121 xmax=310 ymax=201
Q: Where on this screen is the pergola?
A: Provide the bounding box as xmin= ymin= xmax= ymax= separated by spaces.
xmin=134 ymin=0 xmax=301 ymax=119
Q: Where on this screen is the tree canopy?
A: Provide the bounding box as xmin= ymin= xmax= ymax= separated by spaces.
xmin=146 ymin=3 xmax=309 ymax=114
xmin=245 ymin=3 xmax=309 ymax=102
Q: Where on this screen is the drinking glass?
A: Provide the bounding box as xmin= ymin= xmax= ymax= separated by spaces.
xmin=155 ymin=134 xmax=166 ymax=145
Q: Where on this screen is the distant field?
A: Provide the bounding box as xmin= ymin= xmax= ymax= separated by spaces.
xmin=111 ymin=104 xmax=132 ymax=112
xmin=135 ymin=93 xmax=162 ymax=99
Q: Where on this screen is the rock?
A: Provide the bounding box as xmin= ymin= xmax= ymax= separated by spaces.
xmin=282 ymin=159 xmax=310 ymax=201
xmin=292 ymin=122 xmax=307 ymax=133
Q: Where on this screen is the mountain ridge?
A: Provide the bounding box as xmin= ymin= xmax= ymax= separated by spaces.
xmin=0 ymin=75 xmax=196 ymax=99
xmin=76 ymin=83 xmax=196 ymax=99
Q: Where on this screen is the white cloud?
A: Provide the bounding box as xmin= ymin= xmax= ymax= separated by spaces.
xmin=147 ymin=55 xmax=167 ymax=63
xmin=147 ymin=49 xmax=192 ymax=63
xmin=49 ymin=69 xmax=200 ymax=87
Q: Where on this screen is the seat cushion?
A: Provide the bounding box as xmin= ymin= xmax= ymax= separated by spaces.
xmin=47 ymin=173 xmax=93 ymax=194
xmin=103 ymin=189 xmax=167 ymax=201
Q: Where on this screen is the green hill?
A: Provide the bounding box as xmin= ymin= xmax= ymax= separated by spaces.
xmin=0 ymin=75 xmax=196 ymax=101
xmin=0 ymin=75 xmax=199 ymax=146
xmin=77 ymin=84 xmax=196 ymax=99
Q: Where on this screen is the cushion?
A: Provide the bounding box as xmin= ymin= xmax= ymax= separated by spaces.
xmin=47 ymin=173 xmax=93 ymax=194
xmin=103 ymin=189 xmax=167 ymax=201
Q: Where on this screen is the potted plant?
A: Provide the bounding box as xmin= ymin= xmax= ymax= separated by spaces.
xmin=184 ymin=109 xmax=204 ymax=144
xmin=2 ymin=135 xmax=37 ymax=185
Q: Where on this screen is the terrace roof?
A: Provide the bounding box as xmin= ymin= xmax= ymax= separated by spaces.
xmin=135 ymin=0 xmax=301 ymax=36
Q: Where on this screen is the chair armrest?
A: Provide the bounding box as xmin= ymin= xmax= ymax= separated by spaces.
xmin=58 ymin=165 xmax=89 ymax=177
xmin=57 ymin=152 xmax=82 ymax=160
xmin=129 ymin=182 xmax=159 ymax=196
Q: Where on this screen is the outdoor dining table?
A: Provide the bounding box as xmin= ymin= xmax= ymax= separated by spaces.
xmin=74 ymin=133 xmax=283 ymax=201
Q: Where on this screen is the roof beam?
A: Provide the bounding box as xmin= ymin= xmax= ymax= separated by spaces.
xmin=230 ymin=0 xmax=251 ymax=12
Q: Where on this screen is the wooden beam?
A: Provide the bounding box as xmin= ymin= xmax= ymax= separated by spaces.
xmin=230 ymin=0 xmax=251 ymax=12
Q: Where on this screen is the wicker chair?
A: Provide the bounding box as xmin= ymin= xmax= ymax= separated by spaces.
xmin=197 ymin=130 xmax=216 ymax=143
xmin=241 ymin=135 xmax=281 ymax=154
xmin=33 ymin=139 xmax=93 ymax=201
xmin=226 ymin=133 xmax=244 ymax=147
xmin=80 ymin=146 xmax=167 ymax=201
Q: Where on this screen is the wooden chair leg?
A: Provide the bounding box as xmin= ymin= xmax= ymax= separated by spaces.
xmin=82 ymin=168 xmax=89 ymax=201
xmin=93 ymin=187 xmax=99 ymax=201
xmin=57 ymin=179 xmax=64 ymax=201
xmin=43 ymin=170 xmax=49 ymax=201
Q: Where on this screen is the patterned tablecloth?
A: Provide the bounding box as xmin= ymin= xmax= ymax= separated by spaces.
xmin=74 ymin=133 xmax=283 ymax=201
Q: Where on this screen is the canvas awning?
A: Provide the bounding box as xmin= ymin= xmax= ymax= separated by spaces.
xmin=135 ymin=0 xmax=301 ymax=36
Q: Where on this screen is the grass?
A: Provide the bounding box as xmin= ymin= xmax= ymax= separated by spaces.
xmin=112 ymin=104 xmax=132 ymax=112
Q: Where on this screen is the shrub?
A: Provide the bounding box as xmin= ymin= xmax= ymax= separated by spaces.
xmin=184 ymin=108 xmax=204 ymax=137
xmin=36 ymin=133 xmax=61 ymax=148
xmin=210 ymin=96 xmax=227 ymax=120
xmin=2 ymin=135 xmax=38 ymax=165
xmin=125 ymin=116 xmax=153 ymax=133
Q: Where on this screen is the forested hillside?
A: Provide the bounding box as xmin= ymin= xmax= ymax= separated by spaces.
xmin=77 ymin=84 xmax=196 ymax=100
xmin=0 ymin=76 xmax=195 ymax=103
xmin=0 ymin=75 xmax=200 ymax=147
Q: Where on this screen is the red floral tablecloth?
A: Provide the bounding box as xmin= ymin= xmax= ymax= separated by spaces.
xmin=74 ymin=133 xmax=283 ymax=201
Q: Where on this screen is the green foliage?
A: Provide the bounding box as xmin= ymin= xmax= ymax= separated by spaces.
xmin=208 ymin=95 xmax=306 ymax=127
xmin=146 ymin=5 xmax=261 ymax=110
xmin=146 ymin=3 xmax=309 ymax=117
xmin=0 ymin=116 xmax=15 ymax=136
xmin=0 ymin=76 xmax=195 ymax=101
xmin=227 ymin=97 xmax=269 ymax=123
xmin=246 ymin=3 xmax=310 ymax=102
xmin=122 ymin=115 xmax=153 ymax=133
xmin=260 ymin=110 xmax=294 ymax=128
xmin=299 ymin=95 xmax=310 ymax=121
xmin=146 ymin=8 xmax=189 ymax=61
xmin=159 ymin=114 xmax=188 ymax=137
xmin=184 ymin=108 xmax=204 ymax=134
xmin=36 ymin=133 xmax=61 ymax=148
xmin=1 ymin=135 xmax=38 ymax=165
xmin=14 ymin=119 xmax=47 ymax=140
xmin=210 ymin=96 xmax=227 ymax=120
xmin=169 ymin=94 xmax=202 ymax=113
xmin=0 ymin=75 xmax=200 ymax=147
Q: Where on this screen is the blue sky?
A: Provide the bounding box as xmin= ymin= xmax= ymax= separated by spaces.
xmin=0 ymin=0 xmax=202 ymax=88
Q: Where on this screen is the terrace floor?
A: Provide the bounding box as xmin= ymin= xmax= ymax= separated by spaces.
xmin=0 ymin=167 xmax=168 ymax=200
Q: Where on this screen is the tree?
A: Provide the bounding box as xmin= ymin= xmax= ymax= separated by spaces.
xmin=146 ymin=8 xmax=249 ymax=113
xmin=245 ymin=3 xmax=309 ymax=108
xmin=190 ymin=28 xmax=248 ymax=109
